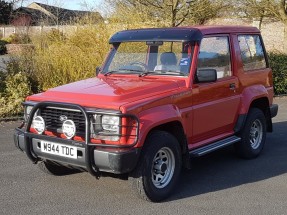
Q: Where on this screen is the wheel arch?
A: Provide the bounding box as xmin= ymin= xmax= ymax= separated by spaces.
xmin=236 ymin=96 xmax=272 ymax=133
xmin=143 ymin=121 xmax=190 ymax=169
xmin=152 ymin=121 xmax=187 ymax=152
xmin=137 ymin=104 xmax=190 ymax=169
xmin=236 ymin=85 xmax=273 ymax=133
xmin=249 ymin=97 xmax=272 ymax=132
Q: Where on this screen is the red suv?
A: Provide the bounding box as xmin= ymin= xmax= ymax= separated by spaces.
xmin=14 ymin=26 xmax=278 ymax=202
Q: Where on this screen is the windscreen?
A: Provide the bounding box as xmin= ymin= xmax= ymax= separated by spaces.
xmin=103 ymin=41 xmax=193 ymax=76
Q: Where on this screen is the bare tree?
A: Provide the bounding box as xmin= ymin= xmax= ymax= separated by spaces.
xmin=6 ymin=0 xmax=26 ymax=8
xmin=238 ymin=0 xmax=287 ymax=26
xmin=278 ymin=0 xmax=287 ymax=23
xmin=238 ymin=0 xmax=275 ymax=29
xmin=237 ymin=0 xmax=287 ymax=52
xmin=107 ymin=0 xmax=230 ymax=27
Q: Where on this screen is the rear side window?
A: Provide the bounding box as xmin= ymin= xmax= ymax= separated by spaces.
xmin=238 ymin=35 xmax=267 ymax=71
xmin=198 ymin=36 xmax=231 ymax=79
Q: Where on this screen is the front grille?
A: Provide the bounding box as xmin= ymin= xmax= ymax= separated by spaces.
xmin=40 ymin=107 xmax=86 ymax=135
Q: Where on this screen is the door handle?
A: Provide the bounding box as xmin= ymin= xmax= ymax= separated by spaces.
xmin=230 ymin=83 xmax=236 ymax=91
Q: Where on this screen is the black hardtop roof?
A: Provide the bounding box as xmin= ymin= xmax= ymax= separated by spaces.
xmin=109 ymin=25 xmax=260 ymax=43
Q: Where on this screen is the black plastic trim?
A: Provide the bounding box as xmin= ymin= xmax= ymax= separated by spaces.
xmin=270 ymin=104 xmax=278 ymax=118
xmin=109 ymin=27 xmax=203 ymax=43
xmin=94 ymin=148 xmax=141 ymax=174
xmin=14 ymin=129 xmax=22 ymax=151
xmin=108 ymin=148 xmax=141 ymax=173
xmin=234 ymin=114 xmax=247 ymax=133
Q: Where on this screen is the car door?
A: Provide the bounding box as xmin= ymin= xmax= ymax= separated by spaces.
xmin=191 ymin=35 xmax=241 ymax=145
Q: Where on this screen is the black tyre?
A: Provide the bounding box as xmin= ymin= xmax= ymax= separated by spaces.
xmin=235 ymin=108 xmax=267 ymax=159
xmin=38 ymin=160 xmax=76 ymax=176
xmin=129 ymin=131 xmax=182 ymax=202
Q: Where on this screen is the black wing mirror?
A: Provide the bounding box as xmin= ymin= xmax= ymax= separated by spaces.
xmin=196 ymin=69 xmax=217 ymax=83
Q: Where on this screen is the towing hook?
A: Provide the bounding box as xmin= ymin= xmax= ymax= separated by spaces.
xmin=18 ymin=121 xmax=25 ymax=129
xmin=91 ymin=164 xmax=101 ymax=179
xmin=95 ymin=174 xmax=101 ymax=180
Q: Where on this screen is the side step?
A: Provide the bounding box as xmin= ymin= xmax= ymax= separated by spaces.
xmin=189 ymin=136 xmax=241 ymax=157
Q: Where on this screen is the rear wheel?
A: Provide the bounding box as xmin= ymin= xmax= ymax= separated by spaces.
xmin=129 ymin=131 xmax=182 ymax=202
xmin=38 ymin=160 xmax=76 ymax=176
xmin=235 ymin=108 xmax=267 ymax=159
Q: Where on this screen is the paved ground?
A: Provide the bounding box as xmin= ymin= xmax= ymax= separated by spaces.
xmin=0 ymin=97 xmax=286 ymax=215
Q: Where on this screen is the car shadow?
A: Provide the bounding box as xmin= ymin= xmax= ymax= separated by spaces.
xmin=166 ymin=121 xmax=287 ymax=202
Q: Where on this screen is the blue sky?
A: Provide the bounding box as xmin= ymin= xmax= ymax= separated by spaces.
xmin=17 ymin=0 xmax=104 ymax=11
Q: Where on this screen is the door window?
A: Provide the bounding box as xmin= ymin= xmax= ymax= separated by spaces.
xmin=238 ymin=35 xmax=267 ymax=71
xmin=198 ymin=36 xmax=231 ymax=79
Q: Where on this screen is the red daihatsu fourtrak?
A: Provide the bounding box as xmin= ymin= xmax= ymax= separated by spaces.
xmin=14 ymin=26 xmax=278 ymax=202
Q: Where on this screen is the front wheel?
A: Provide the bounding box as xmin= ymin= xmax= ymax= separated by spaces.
xmin=235 ymin=108 xmax=267 ymax=159
xmin=129 ymin=131 xmax=182 ymax=202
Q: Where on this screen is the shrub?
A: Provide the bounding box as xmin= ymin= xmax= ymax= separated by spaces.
xmin=0 ymin=71 xmax=7 ymax=92
xmin=1 ymin=36 xmax=13 ymax=44
xmin=7 ymin=33 xmax=31 ymax=44
xmin=46 ymin=28 xmax=66 ymax=43
xmin=0 ymin=72 xmax=31 ymax=117
xmin=23 ymin=25 xmax=112 ymax=90
xmin=0 ymin=40 xmax=7 ymax=55
xmin=269 ymin=52 xmax=287 ymax=95
xmin=0 ymin=56 xmax=36 ymax=117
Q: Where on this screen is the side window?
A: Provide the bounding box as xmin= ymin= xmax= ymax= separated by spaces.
xmin=238 ymin=35 xmax=267 ymax=71
xmin=198 ymin=36 xmax=231 ymax=79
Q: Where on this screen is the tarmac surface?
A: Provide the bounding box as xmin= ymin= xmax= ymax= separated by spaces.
xmin=0 ymin=97 xmax=286 ymax=215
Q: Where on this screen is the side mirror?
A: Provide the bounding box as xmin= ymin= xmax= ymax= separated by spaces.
xmin=196 ymin=69 xmax=217 ymax=83
xmin=96 ymin=66 xmax=101 ymax=76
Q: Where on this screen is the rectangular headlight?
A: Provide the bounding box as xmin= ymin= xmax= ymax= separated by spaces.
xmin=24 ymin=105 xmax=33 ymax=121
xmin=90 ymin=114 xmax=120 ymax=141
xmin=102 ymin=115 xmax=120 ymax=133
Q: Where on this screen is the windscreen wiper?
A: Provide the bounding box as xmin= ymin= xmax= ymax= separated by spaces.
xmin=118 ymin=68 xmax=143 ymax=73
xmin=160 ymin=70 xmax=187 ymax=76
xmin=104 ymin=70 xmax=119 ymax=76
xmin=105 ymin=69 xmax=146 ymax=76
xmin=139 ymin=71 xmax=162 ymax=77
xmin=139 ymin=70 xmax=187 ymax=77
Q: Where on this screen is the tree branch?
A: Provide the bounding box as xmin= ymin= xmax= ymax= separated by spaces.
xmin=137 ymin=0 xmax=163 ymax=9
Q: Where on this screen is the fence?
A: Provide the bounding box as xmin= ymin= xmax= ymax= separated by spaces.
xmin=0 ymin=25 xmax=79 ymax=38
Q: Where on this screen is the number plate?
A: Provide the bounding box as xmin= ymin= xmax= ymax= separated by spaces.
xmin=41 ymin=141 xmax=77 ymax=159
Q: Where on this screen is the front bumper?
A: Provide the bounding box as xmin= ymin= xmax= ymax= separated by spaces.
xmin=14 ymin=128 xmax=141 ymax=174
xmin=14 ymin=101 xmax=140 ymax=176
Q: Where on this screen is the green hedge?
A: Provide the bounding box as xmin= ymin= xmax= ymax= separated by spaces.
xmin=269 ymin=52 xmax=287 ymax=95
